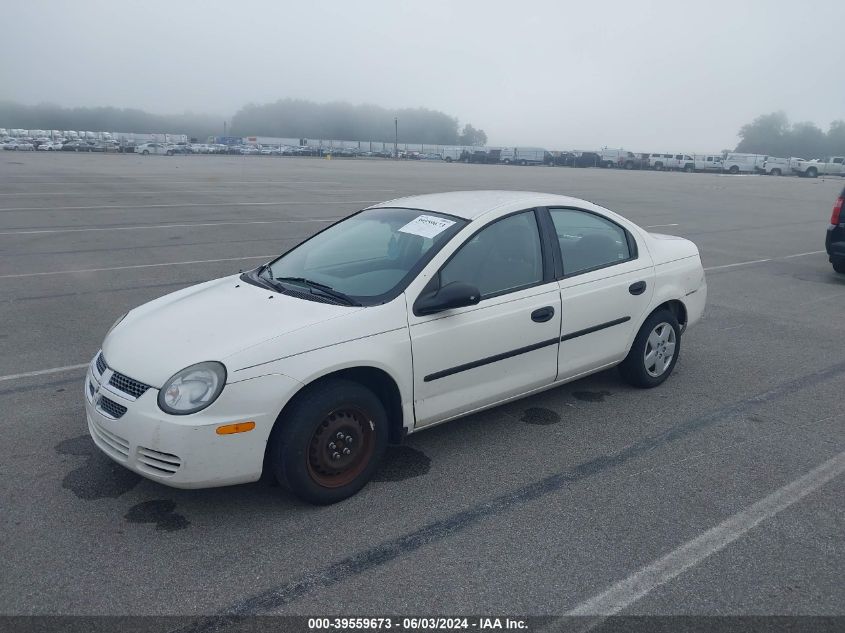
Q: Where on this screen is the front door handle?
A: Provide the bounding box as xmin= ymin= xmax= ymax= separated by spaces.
xmin=531 ymin=306 xmax=555 ymax=323
xmin=629 ymin=281 xmax=647 ymax=295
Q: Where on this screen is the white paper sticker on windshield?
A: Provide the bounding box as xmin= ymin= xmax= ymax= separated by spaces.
xmin=398 ymin=215 xmax=455 ymax=239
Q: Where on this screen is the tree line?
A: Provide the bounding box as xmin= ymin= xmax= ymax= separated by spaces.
xmin=735 ymin=112 xmax=845 ymax=158
xmin=0 ymin=101 xmax=220 ymax=140
xmin=230 ymin=99 xmax=486 ymax=145
xmin=0 ymin=99 xmax=487 ymax=146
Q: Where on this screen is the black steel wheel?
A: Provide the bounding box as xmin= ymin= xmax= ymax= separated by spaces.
xmin=269 ymin=379 xmax=388 ymax=504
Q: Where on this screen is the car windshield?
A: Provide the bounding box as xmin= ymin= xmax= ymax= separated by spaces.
xmin=263 ymin=207 xmax=465 ymax=304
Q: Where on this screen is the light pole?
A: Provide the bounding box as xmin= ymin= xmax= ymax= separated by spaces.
xmin=394 ymin=117 xmax=398 ymax=159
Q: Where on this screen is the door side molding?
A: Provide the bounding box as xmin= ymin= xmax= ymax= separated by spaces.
xmin=561 ymin=316 xmax=631 ymax=342
xmin=423 ymin=337 xmax=560 ymax=382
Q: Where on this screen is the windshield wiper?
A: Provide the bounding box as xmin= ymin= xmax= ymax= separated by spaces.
xmin=251 ymin=264 xmax=286 ymax=292
xmin=274 ymin=277 xmax=361 ymax=306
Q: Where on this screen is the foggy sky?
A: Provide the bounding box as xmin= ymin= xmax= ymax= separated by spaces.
xmin=2 ymin=0 xmax=843 ymax=152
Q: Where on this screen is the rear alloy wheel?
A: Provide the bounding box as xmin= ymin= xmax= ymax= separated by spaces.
xmin=142 ymin=150 xmax=149 ymax=155
xmin=729 ymin=165 xmax=739 ymax=174
xmin=771 ymin=168 xmax=781 ymax=176
xmin=806 ymin=168 xmax=818 ymax=178
xmin=270 ymin=379 xmax=388 ymax=504
xmin=619 ymin=310 xmax=681 ymax=388
xmin=684 ymin=164 xmax=694 ymax=173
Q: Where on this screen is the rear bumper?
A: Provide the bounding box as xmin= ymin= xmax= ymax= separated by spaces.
xmin=826 ymin=225 xmax=845 ymax=260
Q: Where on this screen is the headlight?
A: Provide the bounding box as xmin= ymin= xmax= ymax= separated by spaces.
xmin=157 ymin=361 xmax=226 ymax=415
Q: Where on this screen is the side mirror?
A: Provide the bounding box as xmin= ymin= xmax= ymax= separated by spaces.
xmin=415 ymin=281 xmax=481 ymax=316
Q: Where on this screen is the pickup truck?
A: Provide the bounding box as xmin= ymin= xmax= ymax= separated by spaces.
xmin=792 ymin=157 xmax=845 ymax=178
xmin=677 ymin=155 xmax=721 ymax=173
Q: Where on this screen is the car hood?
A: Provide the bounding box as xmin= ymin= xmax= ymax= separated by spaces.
xmin=102 ymin=275 xmax=358 ymax=387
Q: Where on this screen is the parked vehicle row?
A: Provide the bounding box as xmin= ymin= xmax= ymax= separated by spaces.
xmin=5 ymin=128 xmax=844 ymax=178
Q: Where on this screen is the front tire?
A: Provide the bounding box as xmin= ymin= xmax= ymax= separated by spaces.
xmin=619 ymin=310 xmax=681 ymax=388
xmin=806 ymin=167 xmax=818 ymax=178
xmin=269 ymin=379 xmax=388 ymax=504
xmin=833 ymin=259 xmax=845 ymax=274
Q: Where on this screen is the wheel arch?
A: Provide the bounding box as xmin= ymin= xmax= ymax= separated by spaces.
xmin=652 ymin=298 xmax=688 ymax=330
xmin=624 ymin=297 xmax=688 ymax=358
xmin=267 ymin=363 xmax=405 ymax=442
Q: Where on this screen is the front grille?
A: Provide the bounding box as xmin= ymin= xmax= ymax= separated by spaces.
xmin=137 ymin=446 xmax=182 ymax=476
xmin=98 ymin=396 xmax=127 ymax=419
xmin=109 ymin=371 xmax=150 ymax=399
xmin=95 ymin=352 xmax=107 ymax=375
xmin=89 ymin=418 xmax=130 ymax=460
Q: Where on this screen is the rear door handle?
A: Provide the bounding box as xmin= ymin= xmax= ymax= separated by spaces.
xmin=531 ymin=306 xmax=555 ymax=323
xmin=629 ymin=281 xmax=647 ymax=295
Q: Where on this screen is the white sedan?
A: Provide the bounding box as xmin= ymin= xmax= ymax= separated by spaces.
xmin=3 ymin=140 xmax=35 ymax=151
xmin=86 ymin=191 xmax=706 ymax=504
xmin=135 ymin=142 xmax=173 ymax=155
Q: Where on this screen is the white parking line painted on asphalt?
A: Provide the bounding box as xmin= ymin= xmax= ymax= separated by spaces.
xmin=704 ymin=258 xmax=772 ymax=271
xmin=0 ymin=200 xmax=380 ymax=212
xmin=704 ymin=250 xmax=825 ymax=271
xmin=565 ymin=449 xmax=845 ymax=617
xmin=781 ymin=250 xmax=827 ymax=259
xmin=646 ymin=223 xmax=680 ymax=228
xmin=0 ymin=363 xmax=89 ymax=383
xmin=0 ymin=218 xmax=343 ymax=236
xmin=0 ymin=255 xmax=274 ymax=279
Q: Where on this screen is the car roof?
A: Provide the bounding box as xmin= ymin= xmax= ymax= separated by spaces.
xmin=367 ymin=190 xmax=595 ymax=220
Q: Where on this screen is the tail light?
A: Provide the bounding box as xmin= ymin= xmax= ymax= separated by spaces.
xmin=832 ymin=196 xmax=844 ymax=225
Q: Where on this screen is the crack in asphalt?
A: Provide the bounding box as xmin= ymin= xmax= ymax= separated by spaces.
xmin=173 ymin=358 xmax=845 ymax=632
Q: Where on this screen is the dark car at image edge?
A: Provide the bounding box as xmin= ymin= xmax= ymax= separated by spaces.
xmin=827 ymin=186 xmax=845 ymax=273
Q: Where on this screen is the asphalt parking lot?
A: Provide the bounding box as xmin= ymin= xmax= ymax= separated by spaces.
xmin=1 ymin=153 xmax=843 ymax=625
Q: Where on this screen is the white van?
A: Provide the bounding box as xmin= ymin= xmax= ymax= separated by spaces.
xmin=500 ymin=147 xmax=547 ymax=165
xmin=649 ymin=153 xmax=677 ymax=170
xmin=600 ymin=148 xmax=632 ymax=168
xmin=723 ymin=153 xmax=766 ymax=174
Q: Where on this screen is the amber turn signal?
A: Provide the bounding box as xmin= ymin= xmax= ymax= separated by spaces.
xmin=216 ymin=421 xmax=256 ymax=435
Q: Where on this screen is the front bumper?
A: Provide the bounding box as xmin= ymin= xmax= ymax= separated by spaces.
xmin=84 ymin=355 xmax=301 ymax=488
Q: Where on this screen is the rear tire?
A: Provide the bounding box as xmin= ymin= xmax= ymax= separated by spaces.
xmin=771 ymin=168 xmax=782 ymax=176
xmin=833 ymin=260 xmax=845 ymax=274
xmin=729 ymin=165 xmax=739 ymax=174
xmin=684 ymin=164 xmax=694 ymax=173
xmin=269 ymin=379 xmax=388 ymax=505
xmin=654 ymin=163 xmax=663 ymax=171
xmin=806 ymin=168 xmax=818 ymax=178
xmin=142 ymin=150 xmax=149 ymax=155
xmin=619 ymin=310 xmax=681 ymax=388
